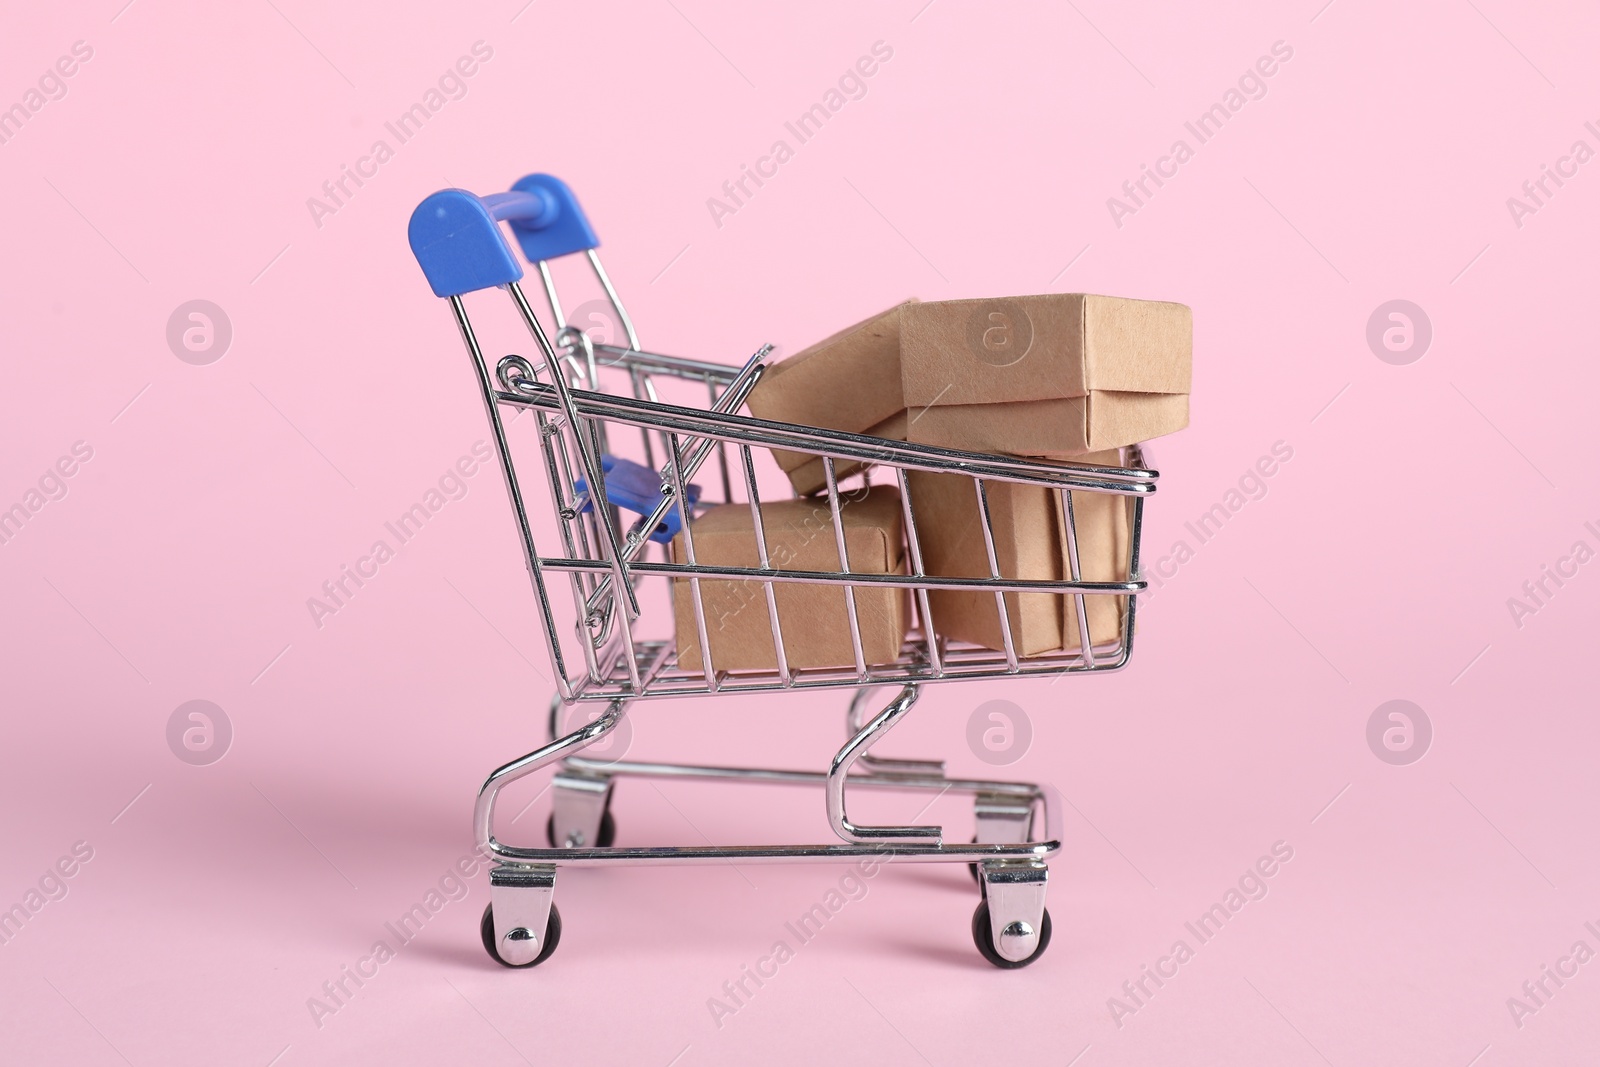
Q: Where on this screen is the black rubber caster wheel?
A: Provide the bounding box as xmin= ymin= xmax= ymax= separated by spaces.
xmin=971 ymin=899 xmax=1052 ymax=969
xmin=480 ymin=902 xmax=562 ymax=968
xmin=545 ymin=809 xmax=615 ymax=848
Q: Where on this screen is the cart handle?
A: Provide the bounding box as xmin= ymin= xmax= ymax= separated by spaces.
xmin=408 ymin=175 xmax=599 ymax=298
xmin=503 ymin=174 xmax=600 ymax=262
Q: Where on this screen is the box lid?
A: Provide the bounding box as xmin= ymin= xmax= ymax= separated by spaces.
xmin=899 ymin=293 xmax=1191 ymax=408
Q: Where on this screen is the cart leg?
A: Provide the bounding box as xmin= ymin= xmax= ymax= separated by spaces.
xmin=845 ymin=687 xmax=944 ymax=777
xmin=975 ymin=793 xmax=1036 ymax=844
xmin=475 ymin=697 xmax=628 ymax=855
xmin=486 ymin=864 xmax=559 ymax=967
xmin=969 ymin=791 xmax=1039 ymax=885
xmin=974 ymin=861 xmax=1052 ymax=968
xmin=549 ymin=771 xmax=614 ymax=848
xmin=472 ymin=699 xmax=628 ymax=969
xmin=827 ymin=683 xmax=941 ymax=843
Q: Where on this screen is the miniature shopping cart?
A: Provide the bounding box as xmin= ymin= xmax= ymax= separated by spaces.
xmin=407 ymin=174 xmax=1157 ymax=969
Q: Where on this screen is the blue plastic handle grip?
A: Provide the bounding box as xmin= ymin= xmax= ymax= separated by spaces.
xmin=408 ymin=189 xmax=522 ymax=298
xmin=407 ymin=174 xmax=602 ymax=298
xmin=506 ymin=174 xmax=600 ymax=263
xmin=481 ymin=189 xmax=556 ymax=225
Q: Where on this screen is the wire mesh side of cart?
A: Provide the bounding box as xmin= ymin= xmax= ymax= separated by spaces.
xmin=444 ymin=281 xmax=1157 ymax=705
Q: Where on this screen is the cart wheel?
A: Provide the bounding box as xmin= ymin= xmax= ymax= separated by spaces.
xmin=480 ymin=902 xmax=562 ymax=968
xmin=545 ymin=809 xmax=616 ymax=848
xmin=971 ymin=900 xmax=1052 ymax=969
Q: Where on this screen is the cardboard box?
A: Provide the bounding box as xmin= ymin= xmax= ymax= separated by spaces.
xmin=670 ymin=486 xmax=909 ymax=673
xmin=748 ymin=294 xmax=1189 ymax=495
xmin=899 ymin=294 xmax=1190 ymax=458
xmin=746 ymin=302 xmax=914 ymax=492
xmin=906 ymin=452 xmax=1130 ymax=655
xmin=782 ymin=410 xmax=908 ymax=497
xmin=905 ymin=393 xmax=1188 ymax=460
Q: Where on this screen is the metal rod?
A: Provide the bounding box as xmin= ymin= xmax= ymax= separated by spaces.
xmin=708 ymin=378 xmax=735 ymax=503
xmin=498 ymin=381 xmax=1157 ymax=494
xmin=973 ymin=478 xmax=1020 ymax=672
xmin=895 ymin=466 xmax=943 ymax=677
xmin=826 ymin=684 xmax=941 ymax=843
xmin=553 ymin=656 xmax=1131 ymax=699
xmin=488 ymin=838 xmax=1057 ymax=868
xmin=532 ymin=407 xmax=603 ymax=685
xmin=474 ymin=699 xmax=628 ymax=854
xmin=822 ymin=457 xmax=868 ymax=680
xmin=562 ymin=755 xmax=1038 ymax=798
xmin=586 ymin=249 xmax=640 ymax=352
xmin=448 ymin=295 xmax=572 ymax=697
xmin=845 ymin=687 xmax=944 ymax=777
xmin=506 ymin=280 xmax=640 ymax=619
xmin=593 ymin=343 xmax=755 ymax=380
xmin=1059 ymin=488 xmax=1097 ymax=668
xmin=536 ymin=261 xmax=565 ymax=326
xmin=543 ymin=557 xmax=1145 ymax=595
xmin=740 ymin=444 xmax=791 ymax=685
xmin=1123 ymin=491 xmax=1147 ymax=663
xmin=667 ymin=432 xmax=718 ymax=691
xmin=629 ymin=366 xmax=658 ymax=469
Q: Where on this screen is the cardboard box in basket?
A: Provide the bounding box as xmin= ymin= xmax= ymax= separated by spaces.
xmin=747 ymin=293 xmax=1189 ymax=495
xmin=907 ymin=451 xmax=1131 ymax=655
xmin=900 ymin=294 xmax=1191 ymax=459
xmin=670 ymin=486 xmax=909 ymax=673
xmin=745 ymin=302 xmax=914 ymax=496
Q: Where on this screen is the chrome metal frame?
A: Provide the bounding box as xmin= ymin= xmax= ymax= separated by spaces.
xmin=444 ymin=241 xmax=1158 ymax=968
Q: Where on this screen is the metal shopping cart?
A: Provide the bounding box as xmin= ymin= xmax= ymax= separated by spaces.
xmin=407 ymin=174 xmax=1157 ymax=969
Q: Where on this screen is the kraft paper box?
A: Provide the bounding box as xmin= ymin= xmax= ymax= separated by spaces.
xmin=782 ymin=410 xmax=908 ymax=497
xmin=746 ymin=302 xmax=914 ymax=493
xmin=671 ymin=486 xmax=909 ymax=673
xmin=906 ymin=452 xmax=1130 ymax=656
xmin=899 ymin=294 xmax=1191 ymax=458
xmin=749 ymin=294 xmax=1188 ymax=495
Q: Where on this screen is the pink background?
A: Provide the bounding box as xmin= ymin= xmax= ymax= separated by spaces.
xmin=4 ymin=1 xmax=1599 ymax=1063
